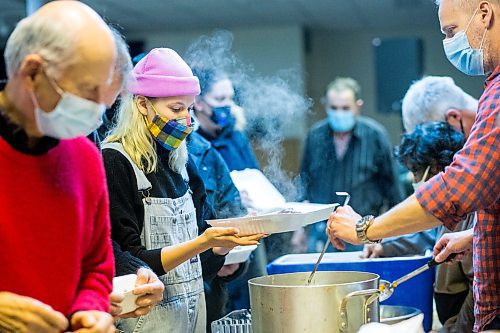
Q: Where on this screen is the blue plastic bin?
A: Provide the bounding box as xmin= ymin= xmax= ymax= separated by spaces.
xmin=267 ymin=252 xmax=435 ymax=331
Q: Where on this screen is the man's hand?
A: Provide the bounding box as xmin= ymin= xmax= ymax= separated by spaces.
xmin=0 ymin=292 xmax=68 ymax=333
xmin=433 ymin=229 xmax=473 ymax=263
xmin=70 ymin=310 xmax=114 ymax=333
xmin=326 ymin=205 xmax=362 ymax=250
xmin=217 ymin=264 xmax=240 ymax=278
xmin=361 ymin=243 xmax=384 ymax=258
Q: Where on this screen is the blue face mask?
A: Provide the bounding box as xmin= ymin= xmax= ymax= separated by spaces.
xmin=443 ymin=7 xmax=487 ymax=76
xmin=327 ymin=109 xmax=356 ymax=133
xmin=210 ymin=106 xmax=236 ymax=136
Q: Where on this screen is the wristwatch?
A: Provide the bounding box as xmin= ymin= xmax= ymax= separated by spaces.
xmin=355 ymin=215 xmax=382 ymax=244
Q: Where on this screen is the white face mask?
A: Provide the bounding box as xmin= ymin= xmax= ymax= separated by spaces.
xmin=411 ymin=165 xmax=431 ymax=192
xmin=33 ymin=72 xmax=105 ymax=139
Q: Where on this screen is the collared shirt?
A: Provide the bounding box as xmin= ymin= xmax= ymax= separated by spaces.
xmin=300 ymin=116 xmax=403 ymax=216
xmin=333 ymin=133 xmax=352 ymax=160
xmin=416 ymin=67 xmax=500 ymax=332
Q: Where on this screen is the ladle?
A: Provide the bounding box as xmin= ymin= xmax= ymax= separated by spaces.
xmin=307 ymin=192 xmax=350 ymax=285
xmin=379 ymin=253 xmax=457 ymax=301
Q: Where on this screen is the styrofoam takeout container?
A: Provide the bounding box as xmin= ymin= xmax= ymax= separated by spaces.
xmin=224 ymin=245 xmax=258 ymax=265
xmin=112 ymin=274 xmax=139 ymax=315
xmin=229 ymin=169 xmax=286 ymax=213
xmin=207 ymin=202 xmax=338 ymax=236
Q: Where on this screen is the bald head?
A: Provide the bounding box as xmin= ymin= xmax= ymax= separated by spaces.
xmin=1 ymin=0 xmax=117 ymax=138
xmin=436 ymin=0 xmax=500 ymax=10
xmin=35 ymin=0 xmax=106 ymax=22
xmin=5 ymin=0 xmax=115 ymax=81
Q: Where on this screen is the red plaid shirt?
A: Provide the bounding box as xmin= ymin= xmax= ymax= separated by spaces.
xmin=416 ymin=67 xmax=500 ymax=332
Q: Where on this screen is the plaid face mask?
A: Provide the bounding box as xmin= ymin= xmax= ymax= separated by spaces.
xmin=146 ymin=114 xmax=193 ymax=150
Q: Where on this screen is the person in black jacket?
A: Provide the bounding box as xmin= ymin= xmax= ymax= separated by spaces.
xmin=299 ymin=77 xmax=403 ymax=252
xmin=102 ymin=48 xmax=263 ymax=333
xmin=85 ymin=27 xmax=165 ymax=320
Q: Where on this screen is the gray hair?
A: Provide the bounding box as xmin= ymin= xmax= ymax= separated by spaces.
xmin=4 ymin=13 xmax=78 ymax=78
xmin=109 ymin=26 xmax=132 ymax=90
xmin=402 ymin=76 xmax=478 ymax=132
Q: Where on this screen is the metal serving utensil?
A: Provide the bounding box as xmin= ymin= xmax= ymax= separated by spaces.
xmin=379 ymin=253 xmax=457 ymax=301
xmin=306 ymin=192 xmax=351 ymax=285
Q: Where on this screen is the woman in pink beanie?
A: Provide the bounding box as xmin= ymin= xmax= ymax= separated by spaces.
xmin=102 ymin=48 xmax=264 ymax=333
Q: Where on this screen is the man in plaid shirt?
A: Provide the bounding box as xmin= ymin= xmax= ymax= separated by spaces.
xmin=327 ymin=0 xmax=499 ymax=331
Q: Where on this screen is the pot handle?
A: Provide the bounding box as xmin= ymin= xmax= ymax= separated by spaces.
xmin=338 ymin=289 xmax=380 ymax=333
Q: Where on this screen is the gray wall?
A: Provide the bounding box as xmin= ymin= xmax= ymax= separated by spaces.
xmin=130 ymin=25 xmax=305 ymax=82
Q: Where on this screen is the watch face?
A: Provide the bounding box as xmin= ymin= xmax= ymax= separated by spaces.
xmin=356 ymin=218 xmax=366 ymax=241
xmin=356 ymin=215 xmax=375 ymax=243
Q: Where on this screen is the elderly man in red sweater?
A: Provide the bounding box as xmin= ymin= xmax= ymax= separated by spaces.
xmin=0 ymin=1 xmax=117 ymax=333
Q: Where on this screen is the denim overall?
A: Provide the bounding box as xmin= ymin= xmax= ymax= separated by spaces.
xmin=105 ymin=143 xmax=206 ymax=333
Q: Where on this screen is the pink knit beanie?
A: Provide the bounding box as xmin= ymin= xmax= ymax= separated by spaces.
xmin=128 ymin=48 xmax=200 ymax=97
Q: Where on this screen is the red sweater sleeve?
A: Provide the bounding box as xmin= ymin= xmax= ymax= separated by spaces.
xmin=69 ymin=187 xmax=115 ymax=314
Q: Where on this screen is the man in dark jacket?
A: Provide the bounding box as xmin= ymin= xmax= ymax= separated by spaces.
xmin=299 ymin=77 xmax=403 ymax=252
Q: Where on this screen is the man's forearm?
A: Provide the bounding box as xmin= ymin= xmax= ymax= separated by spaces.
xmin=367 ymin=195 xmax=442 ymax=241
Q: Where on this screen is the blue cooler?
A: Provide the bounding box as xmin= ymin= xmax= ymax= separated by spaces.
xmin=267 ymin=252 xmax=435 ymax=331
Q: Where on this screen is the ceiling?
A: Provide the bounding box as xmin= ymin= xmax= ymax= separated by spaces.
xmin=1 ymin=0 xmax=439 ymax=40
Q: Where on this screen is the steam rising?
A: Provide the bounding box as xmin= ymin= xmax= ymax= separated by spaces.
xmin=185 ymin=30 xmax=312 ymax=201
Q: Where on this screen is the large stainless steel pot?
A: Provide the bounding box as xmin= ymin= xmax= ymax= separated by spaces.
xmin=249 ymin=271 xmax=380 ymax=333
xmin=380 ymin=305 xmax=422 ymax=325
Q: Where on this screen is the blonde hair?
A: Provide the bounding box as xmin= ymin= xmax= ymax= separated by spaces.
xmin=104 ymin=93 xmax=158 ymax=173
xmin=104 ymin=94 xmax=189 ymax=174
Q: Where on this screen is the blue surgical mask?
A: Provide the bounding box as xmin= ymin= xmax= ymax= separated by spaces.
xmin=327 ymin=109 xmax=356 ymax=132
xmin=443 ymin=7 xmax=487 ymax=76
xmin=411 ymin=165 xmax=431 ymax=192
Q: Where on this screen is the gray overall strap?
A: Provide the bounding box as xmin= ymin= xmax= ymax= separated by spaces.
xmin=102 ymin=142 xmax=152 ymax=191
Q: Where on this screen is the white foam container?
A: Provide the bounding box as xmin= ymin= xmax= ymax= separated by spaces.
xmin=112 ymin=274 xmax=139 ymax=315
xmin=207 ymin=202 xmax=338 ymax=236
xmin=224 ymin=245 xmax=258 ymax=265
xmin=229 ymin=169 xmax=286 ymax=213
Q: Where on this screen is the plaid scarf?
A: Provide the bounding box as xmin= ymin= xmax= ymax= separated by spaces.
xmin=147 ymin=115 xmax=193 ymax=150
